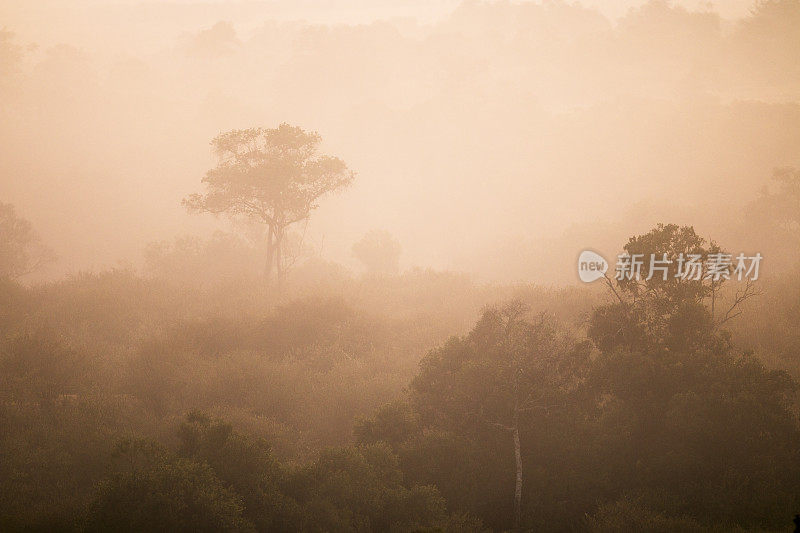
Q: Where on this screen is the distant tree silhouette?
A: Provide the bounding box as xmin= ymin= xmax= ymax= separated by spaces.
xmin=0 ymin=29 xmax=24 ymax=84
xmin=0 ymin=202 xmax=56 ymax=280
xmin=748 ymin=167 xmax=800 ymax=247
xmin=186 ymin=21 xmax=240 ymax=57
xmin=589 ymin=223 xmax=757 ymax=353
xmin=184 ymin=124 xmax=354 ymax=284
xmin=352 ymin=229 xmax=401 ymax=275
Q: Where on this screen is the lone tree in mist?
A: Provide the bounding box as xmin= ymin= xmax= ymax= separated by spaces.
xmin=184 ymin=124 xmax=354 ymax=283
xmin=0 ymin=202 xmax=56 ymax=280
xmin=352 ymin=230 xmax=401 ymax=275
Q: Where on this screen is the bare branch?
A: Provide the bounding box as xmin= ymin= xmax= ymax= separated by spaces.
xmin=716 ymin=278 xmax=761 ymax=327
xmin=602 ymin=273 xmax=626 ymax=305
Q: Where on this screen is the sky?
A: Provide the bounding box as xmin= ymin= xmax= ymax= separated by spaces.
xmin=1 ymin=1 xmax=758 ymax=53
xmin=2 ymin=0 xmax=798 ymax=283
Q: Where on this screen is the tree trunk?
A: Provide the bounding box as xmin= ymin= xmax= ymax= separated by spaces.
xmin=275 ymin=228 xmax=284 ymax=287
xmin=265 ymin=227 xmax=274 ymax=282
xmin=513 ymin=418 xmax=522 ymax=529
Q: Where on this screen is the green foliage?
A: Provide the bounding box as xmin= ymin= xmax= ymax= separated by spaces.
xmin=144 ymin=232 xmax=264 ymax=291
xmin=589 ymin=223 xmax=732 ymax=354
xmin=0 ymin=398 xmax=121 ymax=531
xmin=1 ymin=222 xmax=800 ymax=531
xmin=616 ymin=223 xmax=717 ymax=303
xmin=87 ymin=456 xmax=253 ymax=532
xmin=255 ymin=296 xmax=382 ymax=360
xmin=587 ymin=497 xmax=710 ymax=533
xmin=178 ymin=412 xmax=298 ymax=531
xmin=354 ymin=401 xmax=417 ymax=449
xmin=583 ymin=224 xmax=800 ymax=530
xmin=286 ymin=443 xmax=446 ymax=532
xmin=406 ymin=303 xmax=591 ymax=529
xmin=587 ymin=347 xmax=800 ymax=529
xmin=412 ymin=303 xmax=589 ymax=434
xmin=398 ymin=430 xmax=509 ymax=528
xmin=0 ymin=331 xmax=96 ymax=404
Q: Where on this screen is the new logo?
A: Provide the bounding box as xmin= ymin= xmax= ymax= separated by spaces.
xmin=578 ymin=250 xmax=608 ymax=283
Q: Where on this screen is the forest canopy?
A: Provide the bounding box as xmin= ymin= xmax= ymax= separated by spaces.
xmin=2 ymin=0 xmax=800 ymax=531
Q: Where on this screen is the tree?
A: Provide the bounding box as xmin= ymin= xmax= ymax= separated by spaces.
xmin=0 ymin=30 xmax=26 ymax=96
xmin=0 ymin=331 xmax=94 ymax=405
xmin=583 ymin=224 xmax=800 ymax=530
xmin=286 ymin=443 xmax=446 ymax=532
xmin=590 ymin=223 xmax=756 ymax=354
xmin=354 ymin=401 xmax=417 ymax=449
xmin=87 ymin=456 xmax=253 ymax=532
xmin=757 ymin=167 xmax=800 ymax=236
xmin=411 ymin=302 xmax=590 ymax=529
xmin=0 ymin=202 xmax=56 ymax=280
xmin=352 ymin=230 xmax=401 ymax=275
xmin=183 ymin=124 xmax=354 ymax=283
xmin=177 ymin=412 xmax=298 ymax=531
xmin=745 ymin=167 xmax=800 ymax=268
xmin=585 ymin=326 xmax=800 ymax=529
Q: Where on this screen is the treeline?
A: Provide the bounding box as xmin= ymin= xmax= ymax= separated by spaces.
xmin=0 ymin=257 xmax=585 ymax=530
xmin=85 ymin=413 xmax=454 ymax=532
xmin=2 ymin=223 xmax=800 ymax=530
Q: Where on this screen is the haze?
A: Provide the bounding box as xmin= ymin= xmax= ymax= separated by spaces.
xmin=4 ymin=2 xmax=800 ymax=531
xmin=1 ymin=0 xmax=799 ymax=281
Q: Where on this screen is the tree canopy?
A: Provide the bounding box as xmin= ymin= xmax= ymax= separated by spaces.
xmin=0 ymin=202 xmax=55 ymax=280
xmin=184 ymin=124 xmax=354 ymax=281
xmin=352 ymin=230 xmax=402 ymax=275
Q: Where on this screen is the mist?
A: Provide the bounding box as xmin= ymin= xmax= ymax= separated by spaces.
xmin=2 ymin=1 xmax=800 ymax=531
xmin=2 ymin=0 xmax=797 ymax=282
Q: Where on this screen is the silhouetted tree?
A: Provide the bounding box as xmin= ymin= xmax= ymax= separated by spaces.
xmin=583 ymin=224 xmax=800 ymax=530
xmin=184 ymin=124 xmax=354 ymax=283
xmin=0 ymin=30 xmax=24 ymax=86
xmin=352 ymin=230 xmax=401 ymax=275
xmin=590 ymin=223 xmax=756 ymax=353
xmin=411 ymin=302 xmax=590 ymax=529
xmin=0 ymin=202 xmax=55 ymax=280
xmin=746 ymin=167 xmax=800 ymax=265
